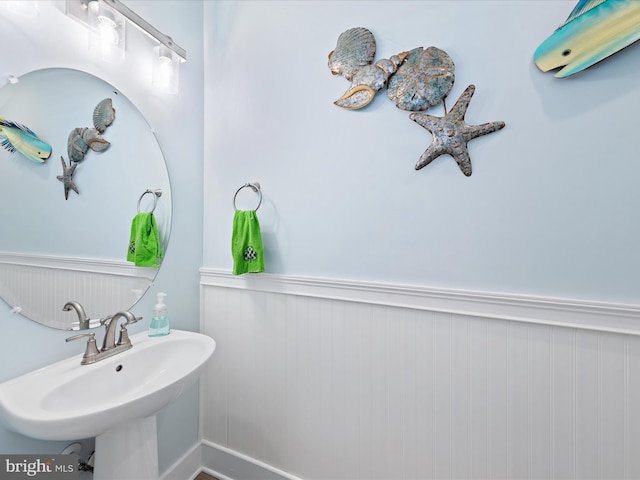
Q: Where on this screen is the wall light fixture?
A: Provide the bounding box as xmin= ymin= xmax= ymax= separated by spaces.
xmin=66 ymin=0 xmax=186 ymax=93
xmin=152 ymin=45 xmax=180 ymax=95
xmin=87 ymin=0 xmax=125 ymax=63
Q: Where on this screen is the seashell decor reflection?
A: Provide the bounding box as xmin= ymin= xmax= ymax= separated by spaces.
xmin=327 ymin=27 xmax=505 ymax=176
xmin=93 ymin=98 xmax=115 ymax=134
xmin=59 ymin=98 xmax=116 ymax=199
xmin=67 ymin=127 xmax=110 ymax=162
xmin=67 ymin=98 xmax=115 ymax=163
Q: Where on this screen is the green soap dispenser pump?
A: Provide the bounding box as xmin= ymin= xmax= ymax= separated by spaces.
xmin=149 ymin=292 xmax=170 ymax=337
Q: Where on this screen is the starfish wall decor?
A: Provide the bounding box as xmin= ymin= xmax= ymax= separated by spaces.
xmin=410 ymin=85 xmax=505 ymax=177
xmin=328 ymin=27 xmax=505 ymax=176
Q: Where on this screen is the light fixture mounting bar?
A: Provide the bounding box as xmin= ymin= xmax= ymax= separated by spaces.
xmin=104 ymin=0 xmax=186 ymax=61
xmin=66 ymin=0 xmax=186 ymax=62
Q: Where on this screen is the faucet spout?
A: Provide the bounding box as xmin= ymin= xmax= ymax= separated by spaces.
xmin=102 ymin=310 xmax=137 ymax=351
xmin=63 ymin=301 xmax=90 ymax=330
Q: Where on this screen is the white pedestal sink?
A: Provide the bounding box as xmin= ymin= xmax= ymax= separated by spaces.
xmin=0 ymin=330 xmax=216 ymax=480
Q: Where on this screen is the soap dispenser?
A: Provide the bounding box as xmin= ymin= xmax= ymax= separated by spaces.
xmin=149 ymin=292 xmax=170 ymax=337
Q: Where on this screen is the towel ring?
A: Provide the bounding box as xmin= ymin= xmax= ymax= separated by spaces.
xmin=233 ymin=182 xmax=262 ymax=211
xmin=137 ymin=189 xmax=162 ymax=213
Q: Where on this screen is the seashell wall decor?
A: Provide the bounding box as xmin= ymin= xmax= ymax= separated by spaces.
xmin=387 ymin=46 xmax=455 ymax=112
xmin=328 ymin=27 xmax=407 ymax=110
xmin=327 ymin=27 xmax=505 ymax=176
xmin=60 ymin=98 xmax=116 ymax=199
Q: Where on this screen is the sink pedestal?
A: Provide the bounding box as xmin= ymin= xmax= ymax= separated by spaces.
xmin=94 ymin=415 xmax=158 ymax=480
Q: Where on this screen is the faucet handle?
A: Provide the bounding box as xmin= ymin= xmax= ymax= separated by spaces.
xmin=116 ymin=316 xmax=142 ymax=347
xmin=126 ymin=316 xmax=142 ymax=325
xmin=117 ymin=324 xmax=131 ymax=347
xmin=65 ymin=332 xmax=94 ymax=343
xmin=65 ymin=333 xmax=100 ymax=364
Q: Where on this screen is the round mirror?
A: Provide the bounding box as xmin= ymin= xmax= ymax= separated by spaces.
xmin=0 ymin=68 xmax=171 ymax=329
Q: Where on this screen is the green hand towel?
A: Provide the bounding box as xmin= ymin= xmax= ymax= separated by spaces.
xmin=127 ymin=212 xmax=164 ymax=267
xmin=232 ymin=210 xmax=265 ymax=275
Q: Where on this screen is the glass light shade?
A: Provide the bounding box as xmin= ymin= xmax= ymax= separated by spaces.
xmin=87 ymin=0 xmax=125 ymax=64
xmin=152 ymin=46 xmax=180 ymax=94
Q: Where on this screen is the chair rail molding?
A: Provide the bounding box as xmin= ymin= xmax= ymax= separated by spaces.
xmin=200 ymin=268 xmax=640 ymax=336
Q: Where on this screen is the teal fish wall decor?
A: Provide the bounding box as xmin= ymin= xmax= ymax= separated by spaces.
xmin=0 ymin=117 xmax=51 ymax=163
xmin=534 ymin=0 xmax=640 ymax=78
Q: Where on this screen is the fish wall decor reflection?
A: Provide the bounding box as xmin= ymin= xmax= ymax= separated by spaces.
xmin=534 ymin=0 xmax=640 ymax=78
xmin=0 ymin=117 xmax=51 ymax=163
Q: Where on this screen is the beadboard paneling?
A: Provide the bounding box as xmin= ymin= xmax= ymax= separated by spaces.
xmin=0 ymin=253 xmax=154 ymax=328
xmin=201 ymin=273 xmax=640 ymax=480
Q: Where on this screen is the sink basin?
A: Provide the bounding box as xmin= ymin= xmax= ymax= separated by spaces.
xmin=0 ymin=329 xmax=215 ymax=480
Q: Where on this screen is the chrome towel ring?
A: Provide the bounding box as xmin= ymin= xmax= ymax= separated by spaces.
xmin=137 ymin=189 xmax=162 ymax=213
xmin=233 ymin=182 xmax=262 ymax=211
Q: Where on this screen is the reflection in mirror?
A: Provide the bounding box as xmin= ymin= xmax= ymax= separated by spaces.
xmin=0 ymin=68 xmax=171 ymax=329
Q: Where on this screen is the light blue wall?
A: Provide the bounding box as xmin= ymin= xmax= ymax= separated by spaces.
xmin=2 ymin=0 xmax=640 ymax=476
xmin=0 ymin=0 xmax=204 ymax=475
xmin=204 ymin=0 xmax=640 ymax=305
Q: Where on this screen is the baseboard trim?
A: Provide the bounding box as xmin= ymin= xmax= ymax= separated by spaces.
xmin=201 ymin=441 xmax=303 ymax=480
xmin=159 ymin=442 xmax=202 ymax=480
xmin=200 ymin=268 xmax=640 ymax=336
xmin=159 ymin=440 xmax=302 ymax=480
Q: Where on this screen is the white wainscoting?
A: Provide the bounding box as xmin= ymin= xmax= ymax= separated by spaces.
xmin=0 ymin=252 xmax=155 ymax=328
xmin=200 ymin=269 xmax=640 ymax=480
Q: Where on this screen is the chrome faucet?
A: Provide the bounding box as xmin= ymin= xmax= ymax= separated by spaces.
xmin=66 ymin=310 xmax=141 ymax=365
xmin=62 ymin=301 xmax=90 ymax=330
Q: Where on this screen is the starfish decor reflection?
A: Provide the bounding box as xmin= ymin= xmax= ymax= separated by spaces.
xmin=409 ymin=84 xmax=505 ymax=176
xmin=56 ymin=156 xmax=79 ymax=200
